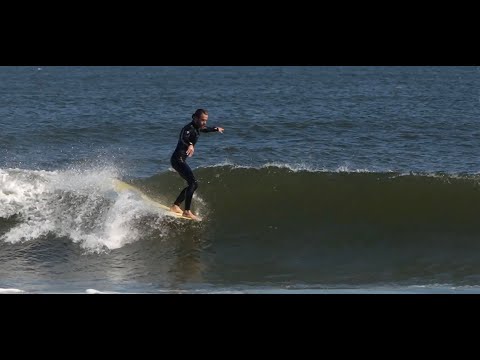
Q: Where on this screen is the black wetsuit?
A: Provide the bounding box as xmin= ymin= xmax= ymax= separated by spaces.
xmin=171 ymin=121 xmax=219 ymax=210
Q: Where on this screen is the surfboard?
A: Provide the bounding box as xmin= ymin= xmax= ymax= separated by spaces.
xmin=112 ymin=179 xmax=199 ymax=221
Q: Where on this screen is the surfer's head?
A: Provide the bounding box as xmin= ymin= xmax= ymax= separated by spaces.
xmin=192 ymin=109 xmax=208 ymax=129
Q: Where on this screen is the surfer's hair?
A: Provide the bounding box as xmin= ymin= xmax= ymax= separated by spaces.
xmin=192 ymin=109 xmax=208 ymax=119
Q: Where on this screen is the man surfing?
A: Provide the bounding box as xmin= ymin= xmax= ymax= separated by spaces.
xmin=170 ymin=109 xmax=224 ymax=220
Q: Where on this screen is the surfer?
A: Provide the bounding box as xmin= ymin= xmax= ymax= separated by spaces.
xmin=170 ymin=109 xmax=224 ymax=220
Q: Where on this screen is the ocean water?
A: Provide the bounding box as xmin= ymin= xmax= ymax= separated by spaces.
xmin=0 ymin=66 xmax=479 ymax=294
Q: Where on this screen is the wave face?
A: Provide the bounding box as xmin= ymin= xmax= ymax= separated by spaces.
xmin=3 ymin=164 xmax=480 ymax=290
xmin=131 ymin=165 xmax=480 ymax=286
xmin=156 ymin=165 xmax=480 ymax=235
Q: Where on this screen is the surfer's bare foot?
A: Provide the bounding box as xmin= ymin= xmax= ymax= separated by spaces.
xmin=183 ymin=210 xmax=200 ymax=221
xmin=171 ymin=204 xmax=183 ymax=214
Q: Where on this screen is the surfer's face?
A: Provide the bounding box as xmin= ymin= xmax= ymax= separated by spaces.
xmin=195 ymin=113 xmax=208 ymax=129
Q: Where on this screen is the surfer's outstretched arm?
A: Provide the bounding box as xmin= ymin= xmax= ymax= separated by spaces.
xmin=200 ymin=126 xmax=224 ymax=133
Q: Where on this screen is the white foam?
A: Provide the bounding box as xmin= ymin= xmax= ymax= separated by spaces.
xmin=204 ymin=161 xmax=480 ymax=177
xmin=262 ymin=162 xmax=321 ymax=172
xmin=202 ymin=161 xmax=379 ymax=173
xmin=86 ymin=289 xmax=119 ymax=294
xmin=0 ymin=288 xmax=25 ymax=294
xmin=0 ymin=168 xmax=51 ymax=218
xmin=0 ymin=167 xmax=173 ymax=252
xmin=334 ymin=165 xmax=374 ymax=173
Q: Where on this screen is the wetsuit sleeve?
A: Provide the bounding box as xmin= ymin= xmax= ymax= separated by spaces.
xmin=179 ymin=125 xmax=194 ymax=146
xmin=200 ymin=126 xmax=219 ymax=133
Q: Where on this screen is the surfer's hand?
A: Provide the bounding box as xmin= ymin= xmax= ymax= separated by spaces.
xmin=186 ymin=145 xmax=194 ymax=157
xmin=216 ymin=127 xmax=224 ymax=133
